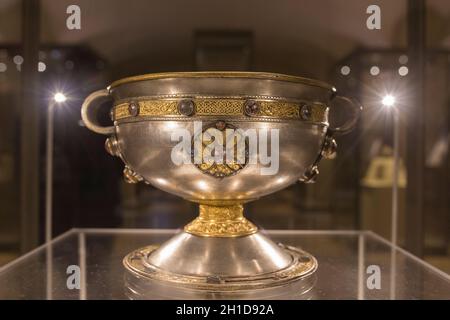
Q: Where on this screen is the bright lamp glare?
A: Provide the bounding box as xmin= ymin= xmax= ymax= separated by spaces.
xmin=54 ymin=92 xmax=67 ymax=103
xmin=382 ymin=95 xmax=396 ymax=107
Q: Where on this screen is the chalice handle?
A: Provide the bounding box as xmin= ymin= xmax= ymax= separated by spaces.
xmin=81 ymin=89 xmax=115 ymax=135
xmin=328 ymin=95 xmax=362 ymax=135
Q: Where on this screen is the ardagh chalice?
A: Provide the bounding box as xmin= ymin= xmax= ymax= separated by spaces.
xmin=81 ymin=72 xmax=360 ymax=294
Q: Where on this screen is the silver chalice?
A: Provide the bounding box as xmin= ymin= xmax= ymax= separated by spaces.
xmin=81 ymin=71 xmax=360 ymax=294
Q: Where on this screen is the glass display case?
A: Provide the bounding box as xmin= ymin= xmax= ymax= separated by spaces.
xmin=0 ymin=228 xmax=449 ymax=300
xmin=1 ymin=1 xmax=450 ymax=302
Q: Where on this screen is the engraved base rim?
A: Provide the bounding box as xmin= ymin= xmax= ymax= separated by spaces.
xmin=123 ymin=242 xmax=318 ymax=292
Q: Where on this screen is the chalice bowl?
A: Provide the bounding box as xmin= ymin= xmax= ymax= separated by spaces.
xmin=81 ymin=72 xmax=360 ymax=297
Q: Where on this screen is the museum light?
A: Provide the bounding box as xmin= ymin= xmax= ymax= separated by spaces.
xmin=382 ymin=95 xmax=396 ymax=107
xmin=46 ymin=91 xmax=68 ymax=244
xmin=53 ymin=92 xmax=67 ymax=103
xmin=380 ymin=93 xmax=400 ymax=249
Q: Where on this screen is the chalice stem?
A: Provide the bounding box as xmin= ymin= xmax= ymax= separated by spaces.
xmin=184 ymin=204 xmax=257 ymax=237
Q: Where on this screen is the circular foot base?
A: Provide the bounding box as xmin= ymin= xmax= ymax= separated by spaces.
xmin=123 ymin=242 xmax=317 ymax=297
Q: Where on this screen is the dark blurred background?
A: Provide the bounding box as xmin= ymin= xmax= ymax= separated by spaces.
xmin=0 ymin=0 xmax=449 ymax=273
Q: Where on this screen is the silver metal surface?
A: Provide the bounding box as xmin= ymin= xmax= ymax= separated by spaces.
xmin=124 ymin=272 xmax=317 ymax=300
xmin=116 ymin=119 xmax=326 ymax=202
xmin=147 ymin=231 xmax=293 ymax=276
xmin=123 ymin=230 xmax=318 ymax=292
xmin=108 ymin=72 xmax=335 ymax=103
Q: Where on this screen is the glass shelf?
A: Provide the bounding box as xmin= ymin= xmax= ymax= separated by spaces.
xmin=0 ymin=228 xmax=449 ymax=299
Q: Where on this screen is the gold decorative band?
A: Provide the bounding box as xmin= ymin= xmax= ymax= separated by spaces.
xmin=113 ymin=97 xmax=328 ymax=122
xmin=184 ymin=204 xmax=257 ymax=237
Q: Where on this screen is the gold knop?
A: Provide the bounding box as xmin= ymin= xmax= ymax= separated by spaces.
xmin=184 ymin=204 xmax=257 ymax=237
